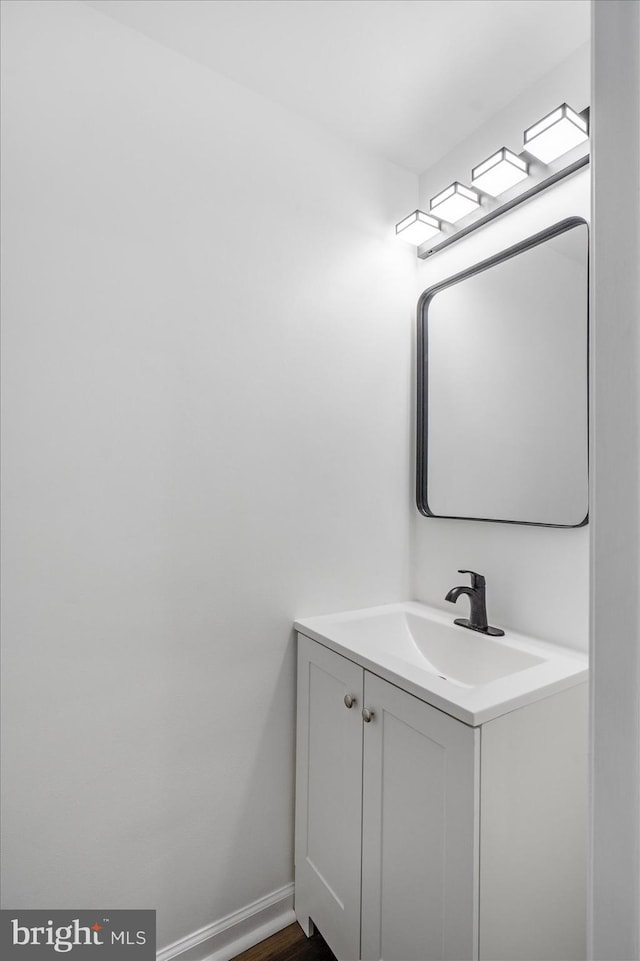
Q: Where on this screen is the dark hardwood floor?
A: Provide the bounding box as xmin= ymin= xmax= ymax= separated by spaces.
xmin=231 ymin=923 xmax=337 ymax=961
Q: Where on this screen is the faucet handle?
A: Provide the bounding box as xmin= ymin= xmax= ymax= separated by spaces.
xmin=457 ymin=569 xmax=486 ymax=589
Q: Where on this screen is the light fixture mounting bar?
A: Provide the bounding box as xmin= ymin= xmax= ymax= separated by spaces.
xmin=417 ymin=154 xmax=589 ymax=260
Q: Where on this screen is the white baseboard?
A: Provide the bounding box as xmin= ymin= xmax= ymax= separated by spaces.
xmin=157 ymin=883 xmax=296 ymax=961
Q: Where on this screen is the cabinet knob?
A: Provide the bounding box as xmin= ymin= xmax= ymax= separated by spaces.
xmin=362 ymin=708 xmax=375 ymax=723
xmin=344 ymin=694 xmax=357 ymax=709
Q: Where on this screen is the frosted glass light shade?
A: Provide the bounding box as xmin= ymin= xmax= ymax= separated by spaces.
xmin=395 ymin=210 xmax=442 ymax=245
xmin=430 ymin=182 xmax=480 ymax=223
xmin=524 ymin=103 xmax=588 ymax=163
xmin=471 ymin=148 xmax=529 ymax=196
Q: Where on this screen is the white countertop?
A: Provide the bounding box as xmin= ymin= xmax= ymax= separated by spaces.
xmin=295 ymin=601 xmax=588 ymax=726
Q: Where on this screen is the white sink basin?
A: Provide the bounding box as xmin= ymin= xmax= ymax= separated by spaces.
xmin=294 ymin=602 xmax=587 ymax=725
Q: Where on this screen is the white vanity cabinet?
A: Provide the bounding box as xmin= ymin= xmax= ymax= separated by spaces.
xmin=294 ymin=632 xmax=587 ymax=961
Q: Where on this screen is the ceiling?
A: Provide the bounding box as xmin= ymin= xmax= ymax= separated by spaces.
xmin=84 ymin=0 xmax=590 ymax=174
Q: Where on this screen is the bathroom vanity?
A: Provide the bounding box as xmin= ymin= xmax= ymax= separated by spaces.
xmin=293 ymin=603 xmax=588 ymax=961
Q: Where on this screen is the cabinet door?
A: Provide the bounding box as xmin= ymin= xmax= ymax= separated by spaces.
xmin=295 ymin=635 xmax=364 ymax=961
xmin=361 ymin=673 xmax=480 ymax=961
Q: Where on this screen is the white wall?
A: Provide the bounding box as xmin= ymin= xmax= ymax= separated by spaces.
xmin=412 ymin=53 xmax=591 ymax=652
xmin=589 ymin=2 xmax=640 ymax=957
xmin=0 ymin=0 xmax=416 ymax=950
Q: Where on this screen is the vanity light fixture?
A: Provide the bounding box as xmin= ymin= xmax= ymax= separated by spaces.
xmin=395 ymin=209 xmax=442 ymax=245
xmin=430 ymin=182 xmax=481 ymax=223
xmin=523 ymin=103 xmax=588 ymax=164
xmin=471 ymin=147 xmax=529 ymax=197
xmin=395 ymin=101 xmax=589 ymax=258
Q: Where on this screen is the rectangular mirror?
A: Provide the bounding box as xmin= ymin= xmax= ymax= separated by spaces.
xmin=417 ymin=217 xmax=589 ymax=527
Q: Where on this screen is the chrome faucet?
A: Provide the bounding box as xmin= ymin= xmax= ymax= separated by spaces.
xmin=445 ymin=570 xmax=504 ymax=637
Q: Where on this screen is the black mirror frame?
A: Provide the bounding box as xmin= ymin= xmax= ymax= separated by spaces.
xmin=416 ymin=216 xmax=589 ymax=528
